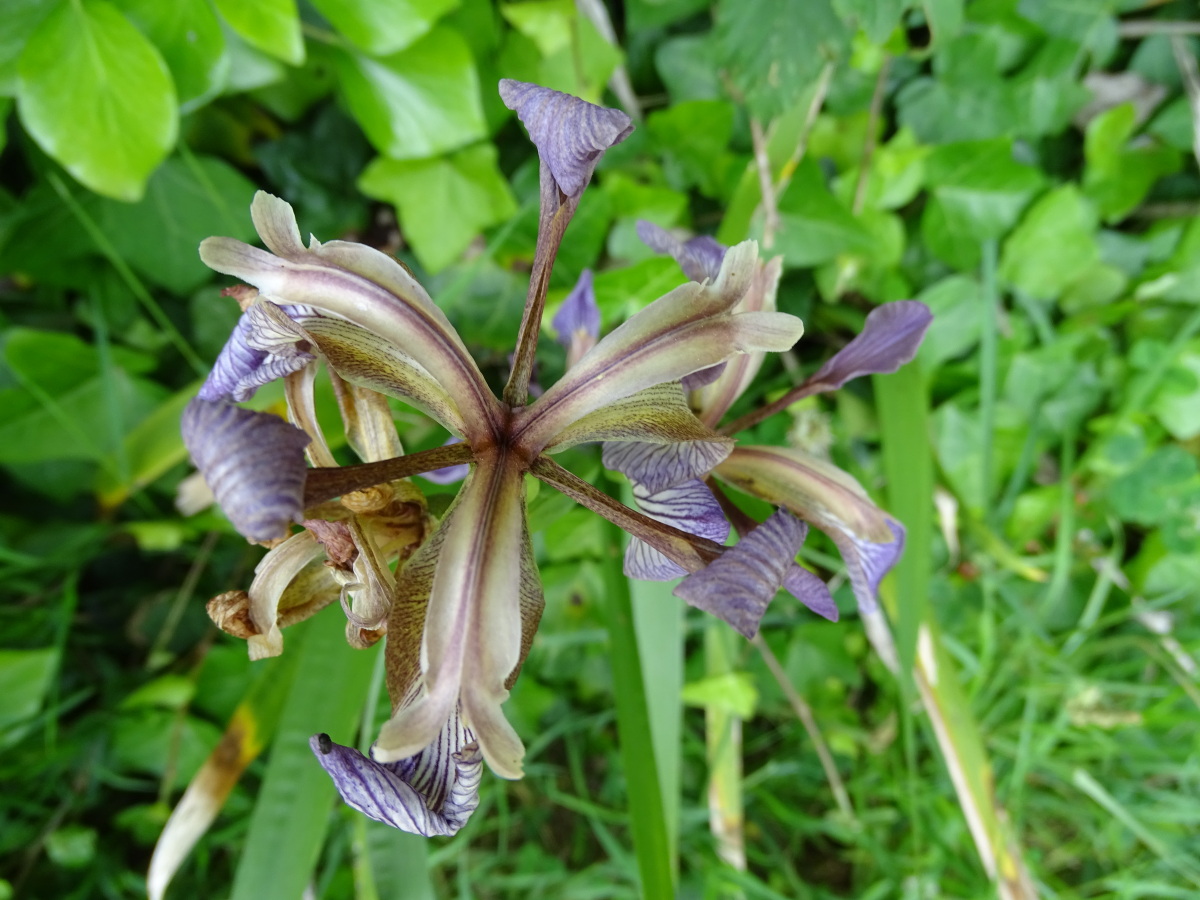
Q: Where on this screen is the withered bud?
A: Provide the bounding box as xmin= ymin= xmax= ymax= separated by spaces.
xmin=207 ymin=590 xmax=259 ymax=639
xmin=221 ymin=284 xmax=260 ymax=311
xmin=341 ymin=483 xmax=394 ymax=514
xmin=346 ymin=622 xmax=386 ymax=649
xmin=305 ymin=519 xmax=357 ymax=569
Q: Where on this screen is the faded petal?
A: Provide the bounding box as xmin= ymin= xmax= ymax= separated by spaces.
xmin=310 ymin=713 xmax=481 ymax=837
xmin=826 ymin=517 xmax=906 ymax=613
xmin=499 ymin=80 xmax=633 ymax=199
xmin=552 ymin=268 xmax=600 ymax=366
xmin=715 ymin=446 xmax=894 ymax=544
xmin=181 ymin=398 xmax=311 ymax=543
xmin=783 ymin=564 xmax=838 ymax=622
xmin=636 ymin=220 xmax=727 ymax=282
xmin=199 ymin=301 xmax=318 ymax=403
xmin=376 ymin=454 xmax=531 ymax=779
xmin=806 ymin=301 xmax=933 ymax=392
xmin=673 ymin=510 xmax=807 ymax=638
xmin=517 ymin=242 xmax=804 ymax=450
xmin=624 ymin=480 xmax=731 ymax=581
xmin=243 ymin=529 xmax=327 ymax=659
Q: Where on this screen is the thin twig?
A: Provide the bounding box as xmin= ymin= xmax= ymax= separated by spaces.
xmin=1119 ymin=20 xmax=1200 ymax=38
xmin=302 ymin=442 xmax=475 ymax=507
xmin=772 ymin=62 xmax=835 ymax=201
xmin=751 ymin=634 xmax=857 ymax=824
xmin=853 ymin=57 xmax=892 ymax=216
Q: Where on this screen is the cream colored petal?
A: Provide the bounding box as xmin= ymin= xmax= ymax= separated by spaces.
xmin=246 ymin=530 xmax=324 ymax=659
xmin=330 ymin=375 xmax=404 ymax=463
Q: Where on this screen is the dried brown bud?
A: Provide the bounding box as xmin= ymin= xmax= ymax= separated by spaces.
xmin=207 ymin=590 xmax=259 ymax=639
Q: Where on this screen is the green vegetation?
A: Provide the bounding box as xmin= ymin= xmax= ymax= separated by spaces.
xmin=2 ymin=1 xmax=1199 ymax=898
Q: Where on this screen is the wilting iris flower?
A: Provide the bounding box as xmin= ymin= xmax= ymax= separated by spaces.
xmin=183 ymin=81 xmax=829 ymax=836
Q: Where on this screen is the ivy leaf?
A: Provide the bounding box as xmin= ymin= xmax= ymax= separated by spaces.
xmin=715 ymin=0 xmax=849 ymax=120
xmin=358 ymin=143 xmax=516 ymax=273
xmin=774 ymin=158 xmax=875 ymax=268
xmin=0 ymin=0 xmax=57 ymax=97
xmin=921 ymin=138 xmax=1045 ymax=269
xmin=16 ymin=0 xmax=178 ymax=202
xmin=212 ymin=0 xmax=303 ymax=65
xmin=1083 ymin=103 xmax=1180 ymax=224
xmin=100 ymin=155 xmax=258 ymax=294
xmin=335 ymin=27 xmax=486 ymax=159
xmin=116 ymin=0 xmax=228 ymax=112
xmin=999 ymin=185 xmax=1099 ymax=301
xmin=309 ymin=0 xmax=458 ymax=57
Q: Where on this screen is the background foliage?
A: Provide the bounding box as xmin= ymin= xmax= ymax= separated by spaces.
xmin=2 ymin=0 xmax=1200 ymax=898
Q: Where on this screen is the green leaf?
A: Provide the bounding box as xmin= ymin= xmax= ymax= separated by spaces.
xmin=1016 ymin=0 xmax=1116 ymax=64
xmin=309 ymin=0 xmax=457 ymax=56
xmin=359 ymin=142 xmax=516 ymax=273
xmin=647 ymin=100 xmax=736 ymax=199
xmin=0 ymin=648 xmax=58 ymax=736
xmin=212 ymin=0 xmax=303 ymax=65
xmin=96 ymin=383 xmax=200 ymax=508
xmin=1151 ymin=342 xmax=1200 ymax=441
xmin=16 ymin=0 xmax=178 ymax=201
xmin=0 ymin=0 xmax=57 ymax=97
xmin=1083 ymin=103 xmax=1181 ymax=223
xmin=920 ymin=138 xmax=1044 ymax=270
xmin=681 ymin=671 xmax=758 ymax=718
xmin=500 ymin=1 xmax=620 ymax=101
xmin=335 ymin=26 xmax=486 ymax=159
xmin=999 ymin=185 xmax=1099 ymax=301
xmin=715 ymin=0 xmax=849 ymax=120
xmin=774 ymin=158 xmax=875 ymax=268
xmin=655 ymin=34 xmax=722 ymax=103
xmin=230 ymin=611 xmax=379 ymax=900
xmin=99 ymin=154 xmax=258 ymax=294
xmin=834 ymin=0 xmax=906 ymax=45
xmin=116 ymin=0 xmax=228 ymax=112
xmin=0 ymin=329 xmax=165 ymax=467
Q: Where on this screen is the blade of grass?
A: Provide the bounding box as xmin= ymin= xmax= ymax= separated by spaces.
xmin=230 ymin=611 xmax=378 ymax=900
xmin=979 ymin=240 xmax=999 ymax=526
xmin=598 ymin=480 xmax=675 ymax=898
xmin=705 ymin=622 xmax=746 ymax=877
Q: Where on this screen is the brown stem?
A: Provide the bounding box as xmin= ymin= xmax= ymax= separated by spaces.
xmin=302 ymin=442 xmax=475 ymax=507
xmin=529 ymin=456 xmax=722 ymax=570
xmin=718 ymin=379 xmax=826 ymax=437
xmin=503 ymin=173 xmax=575 ymax=407
xmin=750 ymin=117 xmax=780 ymax=249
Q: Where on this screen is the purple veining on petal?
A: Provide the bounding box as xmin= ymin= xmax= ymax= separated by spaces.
xmin=199 ymin=303 xmax=318 ymax=402
xmin=601 ymin=439 xmax=732 ymax=494
xmin=423 ymin=436 xmax=470 ymax=485
xmin=828 ymin=517 xmax=906 ymax=613
xmin=673 ymin=510 xmax=808 ymax=638
xmin=624 ymin=479 xmax=731 ymax=581
xmin=783 ymin=564 xmax=838 ymax=622
xmin=552 ymin=269 xmax=600 ymax=345
xmin=806 ymin=301 xmax=933 ymax=392
xmin=499 ymin=80 xmax=633 ymax=199
xmin=636 ymin=220 xmax=728 ymax=282
xmin=310 ymin=709 xmax=481 ymax=837
xmin=681 ymin=362 xmax=727 ymax=392
xmin=181 ymin=398 xmax=311 ymax=542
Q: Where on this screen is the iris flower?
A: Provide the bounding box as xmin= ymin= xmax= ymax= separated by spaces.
xmin=182 ymin=82 xmax=813 ymax=836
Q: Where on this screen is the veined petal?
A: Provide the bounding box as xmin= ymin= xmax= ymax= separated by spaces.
xmin=602 ymin=440 xmax=732 ymax=494
xmin=329 ymin=376 xmax=405 ymax=464
xmin=825 ymin=517 xmax=906 ymax=613
xmin=200 ymin=193 xmax=501 ymax=439
xmin=376 ymin=453 xmax=529 ymax=779
xmin=499 ymin=80 xmax=633 ymax=200
xmin=301 ymin=315 xmax=468 ymax=437
xmin=310 ymin=713 xmax=481 ymax=837
xmin=284 ymin=363 xmax=337 ymax=468
xmin=339 ymin=517 xmax=395 ymax=648
xmin=673 ymin=510 xmax=808 ymax=637
xmin=198 ymin=301 xmax=317 ymax=403
xmin=624 ymin=480 xmax=730 ymax=581
xmin=636 ymin=220 xmax=727 ymax=282
xmin=783 ymin=564 xmax=838 ymax=622
xmin=182 ymin=398 xmax=311 ymax=543
xmin=806 ymin=301 xmax=933 ymax=392
xmin=515 ymin=242 xmax=804 ymax=450
xmin=715 ymin=446 xmax=894 ymax=544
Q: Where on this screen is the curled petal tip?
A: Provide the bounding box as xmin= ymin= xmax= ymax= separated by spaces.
xmin=636 ymin=220 xmax=728 ymax=283
xmin=499 ymin=80 xmax=633 ymax=198
xmin=809 ymin=301 xmax=933 ymax=391
xmin=181 ymin=398 xmax=310 ymax=543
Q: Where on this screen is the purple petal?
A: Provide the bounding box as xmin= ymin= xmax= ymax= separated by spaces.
xmin=422 ymin=436 xmax=470 ymax=485
xmin=673 ymin=510 xmax=808 ymax=638
xmin=636 ymin=220 xmax=728 ymax=282
xmin=310 ymin=710 xmax=482 ymax=837
xmin=783 ymin=564 xmax=838 ymax=622
xmin=552 ymin=269 xmax=600 ymax=345
xmin=181 ymin=398 xmax=311 ymax=542
xmin=827 ymin=517 xmax=906 ymax=613
xmin=624 ymin=479 xmax=731 ymax=581
xmin=499 ymin=80 xmax=633 ymax=199
xmin=682 ymin=363 xmax=727 ymax=391
xmin=807 ymin=301 xmax=933 ymax=392
xmin=602 ymin=440 xmax=732 ymax=494
xmin=199 ymin=303 xmax=318 ymax=403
